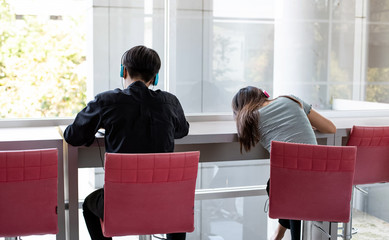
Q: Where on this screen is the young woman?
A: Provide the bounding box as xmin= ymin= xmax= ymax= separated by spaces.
xmin=231 ymin=86 xmax=336 ymax=240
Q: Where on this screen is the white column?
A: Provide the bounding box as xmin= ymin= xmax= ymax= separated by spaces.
xmin=273 ymin=0 xmax=328 ymax=104
xmin=87 ymin=0 xmax=110 ymax=100
xmin=352 ymin=0 xmax=368 ymax=101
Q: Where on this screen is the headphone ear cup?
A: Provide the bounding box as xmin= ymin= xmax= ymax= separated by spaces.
xmin=154 ymin=73 xmax=159 ymax=86
xmin=120 ymin=65 xmax=124 ymax=78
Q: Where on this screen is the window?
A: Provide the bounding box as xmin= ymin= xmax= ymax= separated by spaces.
xmin=2 ymin=0 xmax=389 ymax=118
xmin=92 ymin=0 xmax=389 ymax=115
xmin=365 ymin=0 xmax=389 ymax=105
xmin=0 ymin=0 xmax=88 ymax=118
xmin=176 ymin=0 xmax=275 ymax=113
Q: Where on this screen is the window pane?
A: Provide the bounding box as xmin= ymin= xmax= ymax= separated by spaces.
xmin=273 ymin=1 xmax=358 ymax=109
xmin=0 ymin=0 xmax=88 ymax=118
xmin=366 ymin=1 xmax=389 ymax=105
xmin=173 ymin=9 xmax=203 ymax=113
xmin=174 ymin=1 xmax=275 ymax=114
xmin=6 ymin=1 xmax=389 ymax=118
xmin=329 ymin=20 xmax=355 ymax=107
xmin=352 ymin=183 xmax=389 ymax=239
xmin=205 ymin=21 xmax=274 ymax=112
xmin=188 ymin=160 xmax=270 ymax=240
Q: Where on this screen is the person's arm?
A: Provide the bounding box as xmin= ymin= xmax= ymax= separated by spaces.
xmin=307 ymin=109 xmax=336 ymax=133
xmin=173 ymin=98 xmax=189 ymax=139
xmin=64 ymin=97 xmax=102 ymax=146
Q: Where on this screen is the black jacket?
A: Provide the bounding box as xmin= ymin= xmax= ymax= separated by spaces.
xmin=64 ymin=81 xmax=189 ymax=153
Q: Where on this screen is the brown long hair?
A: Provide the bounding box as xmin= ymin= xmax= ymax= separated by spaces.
xmin=232 ymin=86 xmax=302 ymax=153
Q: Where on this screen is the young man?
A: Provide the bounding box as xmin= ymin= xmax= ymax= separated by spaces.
xmin=64 ymin=45 xmax=190 ymax=240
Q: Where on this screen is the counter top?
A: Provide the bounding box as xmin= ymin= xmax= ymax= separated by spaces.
xmin=0 ymin=126 xmax=63 ymax=142
xmin=4 ymin=116 xmax=389 ymax=144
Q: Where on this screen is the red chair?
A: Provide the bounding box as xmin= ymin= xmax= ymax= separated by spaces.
xmin=101 ymin=151 xmax=200 ymax=238
xmin=0 ymin=148 xmax=58 ymax=238
xmin=341 ymin=126 xmax=389 ymax=239
xmin=269 ymin=141 xmax=356 ymax=224
xmin=346 ymin=125 xmax=389 ymax=185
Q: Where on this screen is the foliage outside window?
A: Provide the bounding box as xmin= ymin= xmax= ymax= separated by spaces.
xmin=366 ymin=0 xmax=389 ymax=104
xmin=0 ymin=0 xmax=86 ymax=118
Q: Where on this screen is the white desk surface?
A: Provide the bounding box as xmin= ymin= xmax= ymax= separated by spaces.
xmin=2 ymin=116 xmax=388 ymax=144
xmin=0 ymin=126 xmax=62 ymax=142
xmin=331 ymin=117 xmax=389 ymax=129
xmin=60 ymin=121 xmax=333 ymax=145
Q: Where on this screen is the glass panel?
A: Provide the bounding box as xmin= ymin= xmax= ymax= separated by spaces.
xmin=188 ymin=159 xmax=270 ymax=240
xmin=173 ymin=10 xmax=203 ymax=113
xmin=330 ymin=23 xmax=355 ymax=85
xmin=273 ymin=20 xmax=330 ymax=108
xmin=369 ymin=0 xmax=389 ymax=23
xmin=173 ymin=1 xmax=274 ymax=114
xmin=330 ymin=84 xmax=353 ymax=106
xmin=198 ymin=160 xmax=270 ymax=189
xmin=329 ymin=21 xmax=355 ymax=108
xmin=351 ymin=183 xmax=389 ymax=239
xmin=213 ymin=0 xmax=274 ymax=19
xmin=333 ymin=0 xmax=356 ymax=21
xmin=0 ymin=0 xmax=88 ymax=118
xmin=188 ymin=196 xmax=269 ymax=240
xmin=203 ymin=20 xmax=274 ymax=113
xmin=366 ymin=1 xmax=389 ymax=106
xmin=276 ymin=0 xmax=329 ymax=20
xmin=274 ymin=1 xmax=358 ymax=110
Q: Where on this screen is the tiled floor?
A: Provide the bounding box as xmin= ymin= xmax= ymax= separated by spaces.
xmin=341 ymin=209 xmax=389 ymax=240
xmin=2 ymin=209 xmax=389 ymax=240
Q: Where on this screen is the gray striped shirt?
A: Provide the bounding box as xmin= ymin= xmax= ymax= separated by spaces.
xmin=258 ymin=95 xmax=317 ymax=152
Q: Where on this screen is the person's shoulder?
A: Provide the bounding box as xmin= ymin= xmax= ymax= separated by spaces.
xmin=279 ymin=94 xmax=303 ymax=103
xmin=96 ymin=88 xmax=121 ymax=97
xmin=155 ymin=89 xmax=180 ymax=104
xmin=95 ymin=88 xmax=122 ymax=99
xmin=94 ymin=88 xmax=123 ymax=104
xmin=289 ymin=94 xmax=300 ymax=100
xmin=279 ymin=94 xmax=298 ymax=99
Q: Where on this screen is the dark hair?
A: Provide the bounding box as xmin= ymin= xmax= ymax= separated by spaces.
xmin=231 ymin=86 xmax=302 ymax=153
xmin=121 ymin=45 xmax=161 ymax=83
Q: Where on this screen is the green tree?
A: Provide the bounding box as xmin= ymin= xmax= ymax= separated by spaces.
xmin=0 ymin=0 xmax=86 ymax=118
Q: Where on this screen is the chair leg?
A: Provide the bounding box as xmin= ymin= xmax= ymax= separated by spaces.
xmin=341 ymin=187 xmax=355 ymax=240
xmin=303 ymin=221 xmax=335 ymax=240
xmin=139 ymin=235 xmax=153 ymax=240
xmin=300 ymin=220 xmax=313 ymax=240
xmin=342 ymin=220 xmax=353 ymax=240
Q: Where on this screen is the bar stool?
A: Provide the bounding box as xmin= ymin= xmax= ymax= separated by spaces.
xmin=0 ymin=148 xmax=58 ymax=239
xmin=101 ymin=151 xmax=200 ymax=239
xmin=341 ymin=126 xmax=389 ymax=240
xmin=269 ymin=141 xmax=357 ymax=240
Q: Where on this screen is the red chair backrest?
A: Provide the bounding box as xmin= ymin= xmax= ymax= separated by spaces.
xmin=102 ymin=151 xmax=200 ymax=237
xmin=269 ymin=141 xmax=356 ymax=223
xmin=346 ymin=126 xmax=389 ymax=185
xmin=0 ymin=148 xmax=58 ymax=237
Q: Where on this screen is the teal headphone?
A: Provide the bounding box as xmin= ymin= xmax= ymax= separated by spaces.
xmin=154 ymin=72 xmax=159 ymax=86
xmin=120 ymin=64 xmax=124 ymax=78
xmin=120 ymin=64 xmax=158 ymax=86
